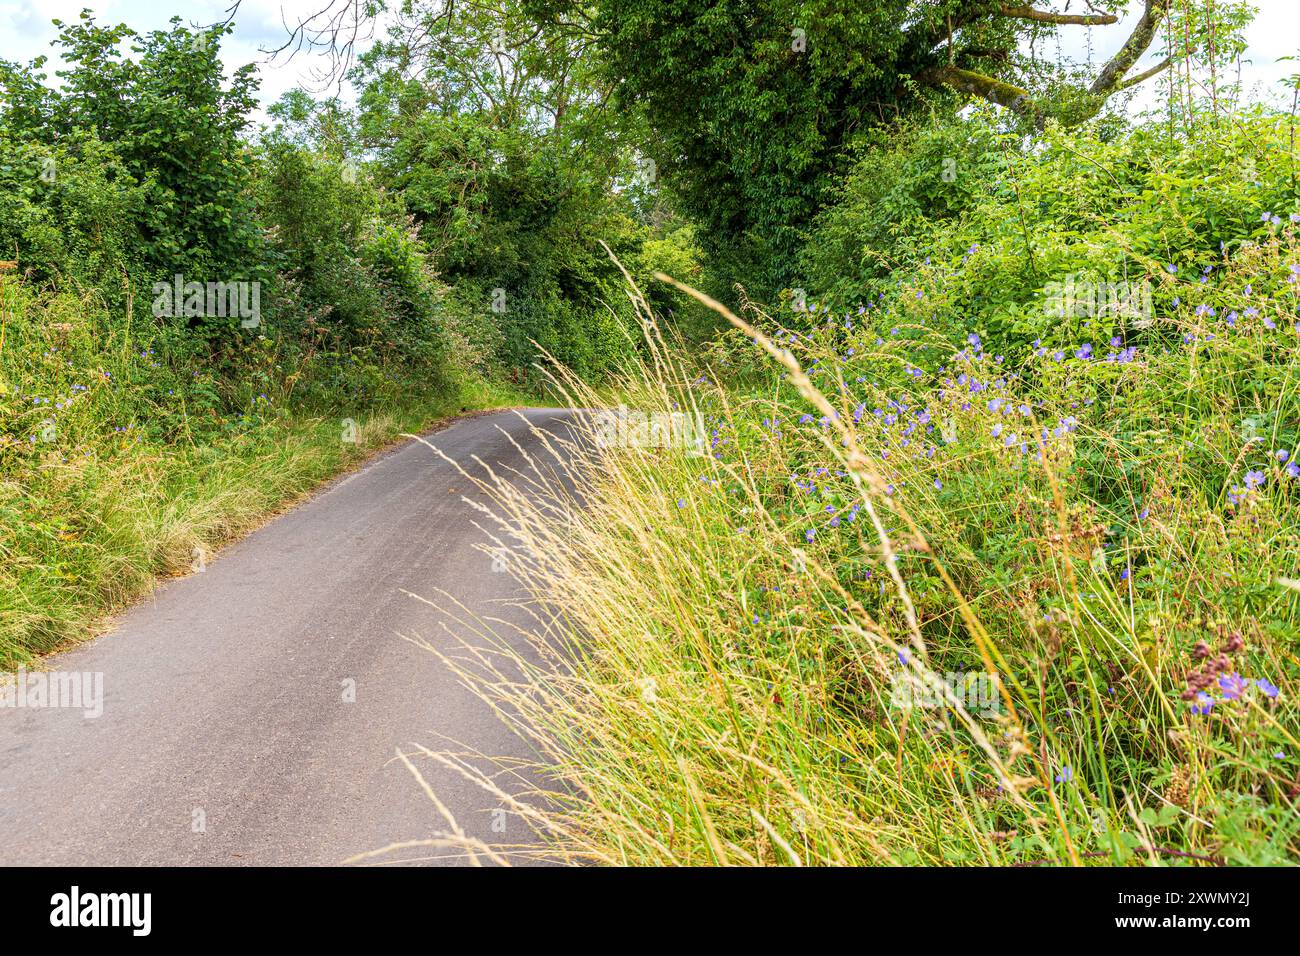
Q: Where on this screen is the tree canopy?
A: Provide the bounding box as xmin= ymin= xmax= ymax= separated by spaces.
xmin=568 ymin=0 xmax=1177 ymax=289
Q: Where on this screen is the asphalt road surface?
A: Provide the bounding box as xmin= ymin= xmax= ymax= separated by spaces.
xmin=0 ymin=408 xmax=577 ymax=866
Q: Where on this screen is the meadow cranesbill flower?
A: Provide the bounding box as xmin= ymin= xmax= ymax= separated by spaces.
xmin=1256 ymin=678 xmax=1280 ymax=699
xmin=1191 ymin=692 xmax=1215 ymax=715
xmin=1218 ymin=672 xmax=1249 ymax=700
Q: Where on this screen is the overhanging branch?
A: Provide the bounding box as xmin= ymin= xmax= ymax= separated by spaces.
xmin=1090 ymin=0 xmax=1172 ymax=95
xmin=918 ymin=65 xmax=1040 ymax=121
xmin=1117 ymin=55 xmax=1172 ymax=90
xmin=999 ymin=5 xmax=1118 ymax=26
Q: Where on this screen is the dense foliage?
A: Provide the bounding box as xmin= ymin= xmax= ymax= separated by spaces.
xmin=557 ymin=0 xmax=1187 ymax=291
xmin=3 ymin=0 xmax=1297 ymax=867
xmin=460 ymin=107 xmax=1300 ymax=866
xmin=0 ymin=9 xmax=704 ymax=663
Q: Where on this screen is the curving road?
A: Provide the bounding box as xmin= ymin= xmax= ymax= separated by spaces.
xmin=0 ymin=408 xmax=576 ymax=866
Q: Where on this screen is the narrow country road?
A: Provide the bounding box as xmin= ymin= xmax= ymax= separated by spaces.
xmin=0 ymin=408 xmax=577 ymax=866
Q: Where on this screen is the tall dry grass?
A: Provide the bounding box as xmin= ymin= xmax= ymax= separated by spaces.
xmin=404 ymin=252 xmax=1299 ymax=866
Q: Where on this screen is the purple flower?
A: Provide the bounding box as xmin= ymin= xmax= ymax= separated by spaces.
xmin=1054 ymin=766 xmax=1073 ymax=783
xmin=1218 ymin=672 xmax=1249 ymax=700
xmin=1191 ymin=692 xmax=1215 ymax=715
xmin=1256 ymin=678 xmax=1279 ymax=699
xmin=804 ymin=528 xmax=815 ymax=543
xmin=1244 ymin=470 xmax=1266 ymax=491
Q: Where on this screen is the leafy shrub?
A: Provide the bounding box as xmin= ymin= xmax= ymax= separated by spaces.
xmin=800 ymin=108 xmax=1300 ymax=357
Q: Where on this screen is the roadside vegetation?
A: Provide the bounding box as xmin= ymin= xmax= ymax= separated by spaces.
xmin=3 ymin=0 xmax=1297 ymax=865
xmin=452 ymin=107 xmax=1300 ymax=866
xmin=0 ymin=12 xmax=696 ymax=665
xmin=418 ymin=5 xmax=1300 ymax=865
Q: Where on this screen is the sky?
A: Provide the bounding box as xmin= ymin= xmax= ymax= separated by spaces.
xmin=0 ymin=0 xmax=381 ymax=120
xmin=0 ymin=0 xmax=1298 ymax=124
xmin=1052 ymin=0 xmax=1300 ymax=112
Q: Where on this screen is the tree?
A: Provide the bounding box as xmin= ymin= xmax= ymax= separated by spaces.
xmin=219 ymin=0 xmax=1182 ymax=293
xmin=0 ymin=13 xmax=264 ymax=312
xmin=569 ymin=0 xmax=1177 ymax=290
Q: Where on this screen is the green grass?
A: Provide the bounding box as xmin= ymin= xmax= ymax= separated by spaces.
xmin=419 ymin=239 xmax=1300 ymax=867
xmin=0 ymin=274 xmax=534 ymax=667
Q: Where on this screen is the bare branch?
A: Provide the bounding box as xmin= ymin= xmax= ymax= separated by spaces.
xmin=998 ymin=5 xmax=1118 ymax=26
xmin=1117 ymin=55 xmax=1172 ymax=90
xmin=258 ymin=0 xmax=392 ymax=93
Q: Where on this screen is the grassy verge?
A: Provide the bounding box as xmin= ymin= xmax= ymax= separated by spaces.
xmin=433 ymin=244 xmax=1300 ymax=866
xmin=1 ymin=275 xmax=535 ymax=667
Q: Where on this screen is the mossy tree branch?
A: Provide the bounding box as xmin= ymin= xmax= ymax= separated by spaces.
xmin=1090 ymin=0 xmax=1173 ymax=95
xmin=998 ymin=5 xmax=1118 ymax=26
xmin=920 ymin=0 xmax=1174 ymax=127
xmin=917 ymin=65 xmax=1041 ymax=123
